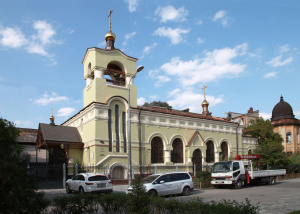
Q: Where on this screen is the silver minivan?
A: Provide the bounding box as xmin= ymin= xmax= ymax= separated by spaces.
xmin=127 ymin=172 xmax=194 ymax=196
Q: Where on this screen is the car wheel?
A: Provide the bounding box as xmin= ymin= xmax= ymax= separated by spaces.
xmin=235 ymin=180 xmax=243 ymax=189
xmin=79 ymin=187 xmax=85 ymax=194
xmin=182 ymin=186 xmax=191 ymax=196
xmin=269 ymin=177 xmax=276 ymax=185
xmin=147 ymin=189 xmax=157 ymax=196
xmin=66 ymin=184 xmax=71 ymax=194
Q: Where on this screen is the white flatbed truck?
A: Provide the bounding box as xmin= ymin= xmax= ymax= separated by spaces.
xmin=211 ymin=155 xmax=286 ymax=189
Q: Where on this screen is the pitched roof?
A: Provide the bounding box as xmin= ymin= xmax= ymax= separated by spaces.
xmin=137 ymin=106 xmax=231 ymax=123
xmin=39 ymin=123 xmax=82 ymax=143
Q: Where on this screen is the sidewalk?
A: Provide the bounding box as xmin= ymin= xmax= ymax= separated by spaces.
xmin=39 ymin=184 xmax=129 ymax=199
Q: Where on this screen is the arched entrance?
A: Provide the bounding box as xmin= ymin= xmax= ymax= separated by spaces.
xmin=151 ymin=137 xmax=164 ymax=163
xmin=220 ymin=142 xmax=228 ymax=161
xmin=206 ymin=141 xmax=215 ymax=163
xmin=192 ymin=149 xmax=202 ymax=173
xmin=111 ymin=165 xmax=125 ymax=179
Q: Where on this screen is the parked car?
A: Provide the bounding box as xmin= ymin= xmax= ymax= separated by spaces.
xmin=66 ymin=173 xmax=113 ymax=194
xmin=127 ymin=172 xmax=194 ymax=196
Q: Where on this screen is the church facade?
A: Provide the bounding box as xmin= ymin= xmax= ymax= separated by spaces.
xmin=54 ymin=13 xmax=256 ymax=179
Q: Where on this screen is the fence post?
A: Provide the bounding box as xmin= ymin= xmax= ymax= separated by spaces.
xmin=194 ymin=164 xmax=196 ymax=176
xmin=132 ymin=166 xmax=134 ymax=179
xmin=106 ymin=165 xmax=108 ymax=176
xmin=63 ymin=163 xmax=66 ymax=189
xmin=75 ymin=163 xmax=78 ymax=175
xmin=176 ymin=165 xmax=178 ymax=172
xmin=155 ymin=165 xmax=157 ymax=174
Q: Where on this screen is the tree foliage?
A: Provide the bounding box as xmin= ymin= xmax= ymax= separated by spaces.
xmin=244 ymin=118 xmax=290 ymax=169
xmin=143 ymin=100 xmax=172 ymax=109
xmin=0 ymin=118 xmax=50 ymax=213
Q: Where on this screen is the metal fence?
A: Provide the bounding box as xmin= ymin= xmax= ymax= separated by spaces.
xmin=29 ymin=163 xmax=64 ymax=189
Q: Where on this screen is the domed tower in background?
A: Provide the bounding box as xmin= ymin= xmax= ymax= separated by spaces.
xmin=271 ymin=96 xmax=300 ymax=155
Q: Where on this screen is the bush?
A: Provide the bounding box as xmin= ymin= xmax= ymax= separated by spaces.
xmin=196 ymin=171 xmax=212 ymax=182
xmin=51 ymin=194 xmax=100 ymax=214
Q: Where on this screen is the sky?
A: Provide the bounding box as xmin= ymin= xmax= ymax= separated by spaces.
xmin=0 ymin=0 xmax=300 ymax=129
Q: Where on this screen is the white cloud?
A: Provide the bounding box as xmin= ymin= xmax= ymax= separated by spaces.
xmin=263 ymin=72 xmax=278 ymax=78
xmin=278 ymin=44 xmax=290 ymax=53
xmin=153 ymin=27 xmax=189 ymax=45
xmin=294 ymin=111 xmax=300 ymax=117
xmin=154 ymin=43 xmax=248 ymax=87
xmin=57 ymin=107 xmax=76 ymax=117
xmin=143 ymin=42 xmax=157 ymax=55
xmin=124 ymin=0 xmax=138 ymax=12
xmin=155 ymin=5 xmax=188 ymax=22
xmin=33 ymin=92 xmax=68 ymax=106
xmin=149 ymin=95 xmax=159 ymax=100
xmin=196 ymin=20 xmax=203 ymax=25
xmin=197 ymin=37 xmax=205 ymax=44
xmin=0 ymin=26 xmax=28 ymax=48
xmin=212 ymin=10 xmax=229 ymax=26
xmin=0 ymin=21 xmax=61 ymax=63
xmin=167 ymin=88 xmax=224 ymax=113
xmin=137 ymin=97 xmax=146 ymax=105
xmin=14 ymin=120 xmax=32 ymax=128
xmin=259 ymin=112 xmax=271 ymax=120
xmin=266 ymin=55 xmax=293 ymax=67
xmin=32 ymin=20 xmax=57 ymax=45
xmin=123 ymin=32 xmax=136 ymax=46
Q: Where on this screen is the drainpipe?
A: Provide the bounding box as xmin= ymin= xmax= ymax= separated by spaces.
xmin=236 ymin=123 xmax=240 ymax=155
xmin=138 ymin=108 xmax=142 ymax=175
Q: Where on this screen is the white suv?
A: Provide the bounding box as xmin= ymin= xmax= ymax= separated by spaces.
xmin=127 ymin=172 xmax=194 ymax=196
xmin=66 ymin=173 xmax=113 ymax=194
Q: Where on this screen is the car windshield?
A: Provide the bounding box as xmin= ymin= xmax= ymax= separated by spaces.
xmin=212 ymin=161 xmax=232 ymax=173
xmin=142 ymin=175 xmax=160 ymax=184
xmin=88 ymin=175 xmax=109 ymax=181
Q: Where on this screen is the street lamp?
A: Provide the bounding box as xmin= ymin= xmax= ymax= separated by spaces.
xmin=128 ymin=65 xmax=144 ymax=186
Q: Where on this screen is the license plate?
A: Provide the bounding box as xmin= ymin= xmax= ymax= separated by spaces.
xmin=97 ymin=183 xmax=106 ymax=187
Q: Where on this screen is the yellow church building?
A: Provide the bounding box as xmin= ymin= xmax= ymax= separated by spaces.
xmin=36 ymin=12 xmax=256 ymax=181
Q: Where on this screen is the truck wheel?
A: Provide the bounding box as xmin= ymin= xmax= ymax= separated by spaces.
xmin=235 ymin=180 xmax=243 ymax=189
xmin=269 ymin=177 xmax=276 ymax=185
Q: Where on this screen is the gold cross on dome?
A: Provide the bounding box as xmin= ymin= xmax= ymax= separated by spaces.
xmin=108 ymin=10 xmax=113 ymax=31
xmin=202 ymin=85 xmax=207 ymax=99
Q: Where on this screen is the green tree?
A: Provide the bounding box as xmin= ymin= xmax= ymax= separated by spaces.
xmin=0 ymin=118 xmax=50 ymax=213
xmin=288 ymin=153 xmax=300 ymax=173
xmin=143 ymin=101 xmax=172 ymax=109
xmin=244 ymin=118 xmax=290 ymax=169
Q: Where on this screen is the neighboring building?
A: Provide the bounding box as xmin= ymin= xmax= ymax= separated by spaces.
xmin=36 ymin=12 xmax=255 ymax=179
xmin=17 ymin=128 xmax=46 ymax=163
xmin=226 ymin=107 xmax=259 ymax=128
xmin=271 ymin=96 xmax=300 ymax=155
xmin=226 ymin=108 xmax=260 ymax=154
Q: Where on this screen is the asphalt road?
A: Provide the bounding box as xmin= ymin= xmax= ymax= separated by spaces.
xmin=40 ymin=178 xmax=300 ymax=214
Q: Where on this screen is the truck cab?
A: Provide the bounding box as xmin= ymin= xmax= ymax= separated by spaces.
xmin=211 ymin=160 xmax=248 ymax=189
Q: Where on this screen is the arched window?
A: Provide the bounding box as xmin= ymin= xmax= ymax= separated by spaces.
xmin=115 ymin=105 xmax=120 ymax=152
xmin=220 ymin=142 xmax=228 ymax=161
xmin=108 ymin=109 xmax=112 ymax=152
xmin=206 ymin=141 xmax=215 ymax=163
xmin=122 ymin=112 xmax=127 ymax=153
xmin=286 ymin=132 xmax=292 ymax=144
xmin=171 ymin=138 xmax=183 ymax=163
xmin=151 ymin=137 xmax=164 ymax=163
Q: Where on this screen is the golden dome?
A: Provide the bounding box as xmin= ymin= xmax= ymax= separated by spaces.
xmin=202 ymin=99 xmax=209 ymax=106
xmin=105 ymin=30 xmax=116 ymax=41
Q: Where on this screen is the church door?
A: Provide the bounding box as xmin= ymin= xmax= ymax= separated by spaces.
xmin=192 ymin=149 xmax=202 ymax=173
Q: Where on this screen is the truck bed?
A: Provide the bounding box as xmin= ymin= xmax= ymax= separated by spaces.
xmin=249 ymin=169 xmax=286 ymax=179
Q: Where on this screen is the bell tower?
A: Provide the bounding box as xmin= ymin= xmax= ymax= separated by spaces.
xmin=82 ymin=10 xmax=139 ymax=108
